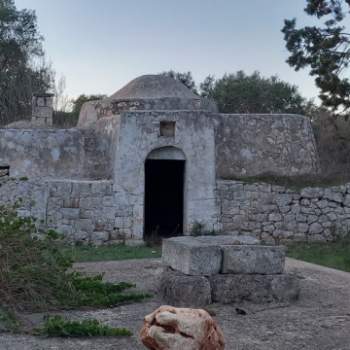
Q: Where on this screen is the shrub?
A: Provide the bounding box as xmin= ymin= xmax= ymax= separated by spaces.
xmin=0 ymin=204 xmax=150 ymax=322
xmin=190 ymin=221 xmax=216 ymax=236
xmin=38 ymin=315 xmax=132 ymax=337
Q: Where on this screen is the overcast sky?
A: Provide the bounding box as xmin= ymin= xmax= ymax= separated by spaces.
xmin=16 ymin=0 xmax=319 ymax=100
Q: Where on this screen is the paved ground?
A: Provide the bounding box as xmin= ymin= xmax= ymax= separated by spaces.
xmin=1 ymin=258 xmax=350 ymax=350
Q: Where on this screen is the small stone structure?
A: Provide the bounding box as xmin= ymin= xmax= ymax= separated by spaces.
xmin=31 ymin=93 xmax=54 ymax=127
xmin=0 ymin=74 xmax=343 ymax=244
xmin=160 ymin=236 xmax=300 ymax=307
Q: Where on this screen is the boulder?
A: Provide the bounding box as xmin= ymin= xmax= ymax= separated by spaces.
xmin=140 ymin=306 xmax=225 ymax=350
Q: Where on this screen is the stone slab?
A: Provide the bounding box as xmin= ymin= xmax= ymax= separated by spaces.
xmin=222 ymin=245 xmax=286 ymax=274
xmin=162 ymin=235 xmax=261 ymax=275
xmin=162 ymin=237 xmax=222 ymax=275
xmin=210 ymin=273 xmax=300 ymax=304
xmin=160 ymin=268 xmax=212 ymax=307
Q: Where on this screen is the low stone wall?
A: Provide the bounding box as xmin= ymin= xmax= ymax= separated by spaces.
xmin=0 ymin=128 xmax=111 ymax=179
xmin=0 ymin=178 xmax=134 ymax=244
xmin=2 ymin=177 xmax=350 ymax=244
xmin=218 ymin=180 xmax=350 ymax=242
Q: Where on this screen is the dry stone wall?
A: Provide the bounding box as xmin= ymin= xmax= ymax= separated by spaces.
xmin=2 ymin=177 xmax=350 ymax=244
xmin=218 ymin=180 xmax=350 ymax=242
xmin=0 ymin=178 xmax=134 ymax=245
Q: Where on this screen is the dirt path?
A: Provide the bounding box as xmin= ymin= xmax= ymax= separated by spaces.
xmin=1 ymin=258 xmax=350 ymax=350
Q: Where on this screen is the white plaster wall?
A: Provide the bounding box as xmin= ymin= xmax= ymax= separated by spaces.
xmin=113 ymin=111 xmax=220 ymax=239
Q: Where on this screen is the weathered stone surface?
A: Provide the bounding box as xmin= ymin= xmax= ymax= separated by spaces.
xmin=140 ymin=306 xmax=225 ymax=350
xmin=210 ymin=273 xmax=300 ymax=303
xmin=162 ymin=237 xmax=222 ymax=276
xmin=162 ymin=235 xmax=260 ymax=276
xmin=160 ymin=268 xmax=212 ymax=307
xmin=221 ymin=245 xmax=286 ymax=274
xmin=218 ymin=179 xmax=350 ymax=243
xmin=194 ymin=234 xmax=259 ymax=246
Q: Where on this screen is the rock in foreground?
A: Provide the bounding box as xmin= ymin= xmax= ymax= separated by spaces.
xmin=140 ymin=305 xmax=225 ymax=350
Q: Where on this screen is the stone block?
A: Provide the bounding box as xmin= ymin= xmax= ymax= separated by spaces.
xmin=221 ymin=245 xmax=285 ymax=274
xmin=160 ymin=268 xmax=212 ymax=307
xmin=309 ymin=222 xmax=323 ymax=235
xmin=162 ymin=235 xmax=260 ymax=276
xmin=91 ymin=231 xmax=109 ymax=242
xmin=63 ymin=197 xmax=80 ymax=208
xmin=60 ymin=208 xmax=80 ymax=219
xmin=210 ymin=273 xmax=300 ymax=304
xmin=162 ymin=237 xmax=222 ymax=275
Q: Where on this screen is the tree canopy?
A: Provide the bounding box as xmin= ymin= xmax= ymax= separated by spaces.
xmin=0 ymin=0 xmax=53 ymax=125
xmin=71 ymin=94 xmax=106 ymax=118
xmin=161 ymin=70 xmax=198 ymax=94
xmin=200 ymin=71 xmax=309 ymax=114
xmin=282 ymin=0 xmax=350 ymax=118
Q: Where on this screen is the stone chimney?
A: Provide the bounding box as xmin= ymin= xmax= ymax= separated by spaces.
xmin=31 ymin=93 xmax=54 ymax=126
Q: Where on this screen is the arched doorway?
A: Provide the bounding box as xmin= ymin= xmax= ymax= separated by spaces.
xmin=144 ymin=147 xmax=185 ymax=240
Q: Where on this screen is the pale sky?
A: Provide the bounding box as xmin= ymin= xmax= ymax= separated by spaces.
xmin=16 ymin=0 xmax=320 ymax=100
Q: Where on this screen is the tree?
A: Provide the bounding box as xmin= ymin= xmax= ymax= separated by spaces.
xmin=282 ymin=0 xmax=350 ymax=118
xmin=53 ymin=75 xmax=72 ymax=112
xmin=161 ymin=70 xmax=198 ymax=94
xmin=71 ymin=94 xmax=106 ymax=118
xmin=0 ymin=0 xmax=53 ymax=125
xmin=200 ymin=71 xmax=309 ymax=114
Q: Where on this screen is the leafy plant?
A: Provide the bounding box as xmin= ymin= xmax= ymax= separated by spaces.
xmin=190 ymin=222 xmax=216 ymax=236
xmin=0 ymin=204 xmax=150 ymax=320
xmin=70 ymin=273 xmax=151 ymax=308
xmin=38 ymin=315 xmax=132 ymax=337
xmin=0 ymin=308 xmax=20 ymax=332
xmin=282 ymin=0 xmax=350 ymax=118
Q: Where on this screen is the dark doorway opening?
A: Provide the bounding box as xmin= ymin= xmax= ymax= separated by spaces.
xmin=144 ymin=159 xmax=185 ymax=240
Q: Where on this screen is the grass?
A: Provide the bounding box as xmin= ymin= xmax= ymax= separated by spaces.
xmin=62 ymin=244 xmax=161 ymax=263
xmin=287 ymin=240 xmax=350 ymax=272
xmin=0 ymin=308 xmax=20 ymax=332
xmin=37 ymin=315 xmax=132 ymax=337
xmin=223 ymin=173 xmax=350 ymax=190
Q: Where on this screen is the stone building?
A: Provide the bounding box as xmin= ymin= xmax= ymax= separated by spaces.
xmin=2 ymin=74 xmax=336 ymax=245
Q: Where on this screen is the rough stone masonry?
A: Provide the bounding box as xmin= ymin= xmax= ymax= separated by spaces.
xmin=0 ymin=74 xmax=344 ymax=244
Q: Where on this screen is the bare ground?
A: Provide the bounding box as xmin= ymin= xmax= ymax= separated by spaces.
xmin=1 ymin=258 xmax=350 ymax=350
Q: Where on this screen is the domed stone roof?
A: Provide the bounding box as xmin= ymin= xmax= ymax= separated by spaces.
xmin=110 ymin=75 xmax=199 ymax=100
xmin=77 ymin=74 xmax=215 ymax=128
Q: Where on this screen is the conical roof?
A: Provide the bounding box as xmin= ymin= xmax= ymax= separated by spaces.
xmin=110 ymin=75 xmax=198 ymax=100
